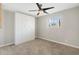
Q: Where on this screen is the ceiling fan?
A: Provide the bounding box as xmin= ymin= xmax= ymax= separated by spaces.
xmin=29 ymin=3 xmax=55 ymax=15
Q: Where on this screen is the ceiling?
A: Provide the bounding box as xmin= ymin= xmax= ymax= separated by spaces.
xmin=2 ymin=3 xmax=79 ymax=17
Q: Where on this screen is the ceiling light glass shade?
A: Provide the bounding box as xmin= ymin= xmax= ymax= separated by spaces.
xmin=38 ymin=10 xmax=44 ymax=16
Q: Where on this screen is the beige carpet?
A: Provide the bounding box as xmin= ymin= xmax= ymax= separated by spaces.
xmin=0 ymin=39 xmax=79 ymax=55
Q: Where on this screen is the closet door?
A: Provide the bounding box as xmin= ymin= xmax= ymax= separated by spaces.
xmin=15 ymin=13 xmax=35 ymax=45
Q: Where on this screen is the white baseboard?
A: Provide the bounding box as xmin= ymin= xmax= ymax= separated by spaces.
xmin=38 ymin=37 xmax=79 ymax=49
xmin=0 ymin=42 xmax=14 ymax=47
xmin=15 ymin=38 xmax=35 ymax=45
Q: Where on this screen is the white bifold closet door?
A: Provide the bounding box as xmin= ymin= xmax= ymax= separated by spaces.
xmin=15 ymin=12 xmax=35 ymax=45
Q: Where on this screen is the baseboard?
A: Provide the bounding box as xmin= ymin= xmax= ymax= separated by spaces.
xmin=35 ymin=37 xmax=38 ymax=39
xmin=0 ymin=42 xmax=14 ymax=47
xmin=38 ymin=37 xmax=79 ymax=49
xmin=15 ymin=38 xmax=35 ymax=45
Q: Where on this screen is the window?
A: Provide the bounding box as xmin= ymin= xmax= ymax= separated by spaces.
xmin=49 ymin=16 xmax=61 ymax=28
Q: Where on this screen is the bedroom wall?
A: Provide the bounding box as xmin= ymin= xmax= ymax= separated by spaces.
xmin=0 ymin=9 xmax=35 ymax=46
xmin=35 ymin=17 xmax=38 ymax=38
xmin=0 ymin=9 xmax=15 ymax=47
xmin=0 ymin=4 xmax=4 ymax=46
xmin=15 ymin=12 xmax=35 ymax=45
xmin=37 ymin=6 xmax=79 ymax=48
xmin=3 ymin=10 xmax=15 ymax=45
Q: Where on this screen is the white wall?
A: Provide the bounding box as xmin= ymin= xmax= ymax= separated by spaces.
xmin=35 ymin=18 xmax=38 ymax=38
xmin=0 ymin=10 xmax=14 ymax=47
xmin=0 ymin=10 xmax=35 ymax=46
xmin=37 ymin=6 xmax=79 ymax=48
xmin=0 ymin=29 xmax=4 ymax=45
xmin=15 ymin=12 xmax=35 ymax=45
xmin=3 ymin=10 xmax=14 ymax=44
xmin=0 ymin=5 xmax=4 ymax=45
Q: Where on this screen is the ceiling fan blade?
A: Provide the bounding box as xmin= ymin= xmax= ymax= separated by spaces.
xmin=43 ymin=10 xmax=48 ymax=14
xmin=29 ymin=10 xmax=38 ymax=12
xmin=43 ymin=7 xmax=54 ymax=10
xmin=36 ymin=3 xmax=42 ymax=10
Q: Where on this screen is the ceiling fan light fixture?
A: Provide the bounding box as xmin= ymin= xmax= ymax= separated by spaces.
xmin=29 ymin=3 xmax=55 ymax=16
xmin=40 ymin=10 xmax=43 ymax=13
xmin=37 ymin=10 xmax=44 ymax=16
